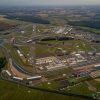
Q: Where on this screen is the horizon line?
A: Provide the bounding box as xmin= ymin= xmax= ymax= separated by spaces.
xmin=0 ymin=4 xmax=100 ymax=7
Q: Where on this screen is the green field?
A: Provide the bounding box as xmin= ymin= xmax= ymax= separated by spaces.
xmin=36 ymin=81 xmax=61 ymax=90
xmin=66 ymin=82 xmax=95 ymax=97
xmin=43 ymin=68 xmax=73 ymax=79
xmin=35 ymin=39 xmax=94 ymax=57
xmin=0 ymin=80 xmax=89 ymax=100
xmin=88 ymin=79 xmax=100 ymax=91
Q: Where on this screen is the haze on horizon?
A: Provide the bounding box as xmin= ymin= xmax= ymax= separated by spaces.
xmin=0 ymin=0 xmax=100 ymax=6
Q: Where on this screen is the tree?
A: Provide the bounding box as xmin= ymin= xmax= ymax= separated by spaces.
xmin=0 ymin=57 xmax=6 ymax=71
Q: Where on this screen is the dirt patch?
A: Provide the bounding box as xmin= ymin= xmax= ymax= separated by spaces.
xmin=0 ymin=22 xmax=17 ymax=31
xmin=95 ymin=78 xmax=100 ymax=82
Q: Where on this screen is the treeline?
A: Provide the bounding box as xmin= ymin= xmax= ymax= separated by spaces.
xmin=0 ymin=57 xmax=6 ymax=71
xmin=68 ymin=21 xmax=100 ymax=29
xmin=41 ymin=37 xmax=74 ymax=41
xmin=6 ymin=15 xmax=50 ymax=24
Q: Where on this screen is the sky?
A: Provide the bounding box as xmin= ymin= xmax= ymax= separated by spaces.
xmin=0 ymin=0 xmax=100 ymax=6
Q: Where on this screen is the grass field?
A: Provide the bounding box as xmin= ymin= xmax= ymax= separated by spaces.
xmin=35 ymin=39 xmax=94 ymax=57
xmin=0 ymin=80 xmax=90 ymax=100
xmin=66 ymin=82 xmax=95 ymax=97
xmin=36 ymin=81 xmax=61 ymax=90
xmin=88 ymin=78 xmax=100 ymax=91
xmin=43 ymin=68 xmax=73 ymax=79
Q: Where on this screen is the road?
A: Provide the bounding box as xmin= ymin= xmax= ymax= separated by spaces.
xmin=0 ymin=42 xmax=34 ymax=77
